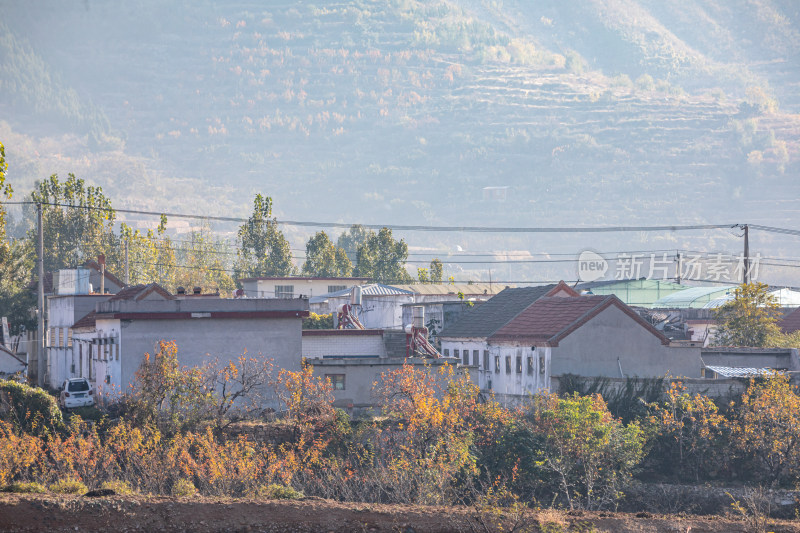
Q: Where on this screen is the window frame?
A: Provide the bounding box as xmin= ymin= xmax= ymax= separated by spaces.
xmin=325 ymin=374 xmax=346 ymax=391
xmin=274 ymin=285 xmax=295 ymax=298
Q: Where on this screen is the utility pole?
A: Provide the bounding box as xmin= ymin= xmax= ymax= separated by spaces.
xmin=676 ymin=251 xmax=682 ymax=285
xmin=36 ymin=203 xmax=45 ymax=387
xmin=743 ymin=224 xmax=750 ymax=284
xmin=124 ymin=238 xmax=129 ymax=286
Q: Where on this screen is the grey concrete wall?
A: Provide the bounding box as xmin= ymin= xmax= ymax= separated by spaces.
xmin=552 ymin=305 xmax=702 ymax=379
xmin=309 ymin=357 xmax=463 ymax=415
xmin=120 ymin=317 xmax=303 ymax=388
xmin=701 ymin=347 xmax=800 ymax=371
xmin=302 ymin=332 xmax=386 ymax=358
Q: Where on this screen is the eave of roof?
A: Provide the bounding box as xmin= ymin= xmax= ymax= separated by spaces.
xmin=489 ymin=295 xmax=670 ymax=346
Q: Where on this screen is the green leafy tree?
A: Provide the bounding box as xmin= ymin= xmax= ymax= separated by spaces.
xmin=713 ymin=283 xmax=781 ymax=347
xmin=29 ymin=173 xmax=117 ymax=272
xmin=301 ymin=231 xmax=352 ymax=277
xmin=354 ymin=227 xmax=411 ymax=283
xmin=0 ymin=141 xmax=11 ymax=243
xmin=0 ymin=144 xmax=35 ymax=333
xmin=417 ymin=267 xmax=429 ymax=283
xmin=430 ymin=258 xmax=443 ymax=283
xmin=114 ymin=216 xmax=177 ymax=288
xmin=0 ymin=241 xmax=35 ymax=334
xmin=175 ymin=222 xmax=236 ymax=292
xmin=336 ymin=224 xmax=370 ymax=263
xmin=235 ymin=194 xmax=294 ymax=279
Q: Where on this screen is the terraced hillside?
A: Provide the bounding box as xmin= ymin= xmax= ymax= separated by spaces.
xmin=1 ymin=0 xmax=799 ymax=246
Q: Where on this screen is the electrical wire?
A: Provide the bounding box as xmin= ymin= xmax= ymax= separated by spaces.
xmin=3 ymin=201 xmax=744 ymax=233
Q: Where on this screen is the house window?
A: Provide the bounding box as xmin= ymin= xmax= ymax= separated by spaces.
xmin=326 ymin=374 xmax=346 ymax=390
xmin=483 ymin=350 xmax=489 ymax=370
xmin=505 ymin=356 xmax=511 ymax=374
xmin=274 ymin=285 xmax=294 ymax=298
xmin=494 ymin=355 xmax=500 ymax=374
xmin=327 ymin=285 xmax=347 ymax=294
xmin=49 ymin=327 xmax=55 ymax=347
xmin=454 ymin=349 xmax=460 ymax=361
xmin=443 ymin=348 xmax=450 ymax=357
xmin=59 ymin=328 xmax=64 ymax=348
xmin=472 ymin=350 xmax=479 ymax=367
xmin=539 ymin=355 xmax=546 ymax=374
xmin=516 ymin=356 xmax=522 ymax=374
xmin=463 ymin=349 xmax=469 ymax=366
xmin=67 ymin=329 xmax=73 ymax=348
xmin=527 ymin=357 xmax=534 ymax=375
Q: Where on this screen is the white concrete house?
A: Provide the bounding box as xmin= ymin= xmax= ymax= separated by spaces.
xmin=71 ymin=284 xmax=308 ymax=403
xmin=238 ymin=276 xmax=371 ymax=299
xmin=485 ymin=295 xmax=700 ymax=403
xmin=439 ymin=282 xmax=579 ymax=395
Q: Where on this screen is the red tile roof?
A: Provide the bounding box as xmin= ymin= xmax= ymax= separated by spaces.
xmin=107 ymin=283 xmax=174 ymax=302
xmin=72 ymin=283 xmax=173 ymax=329
xmin=72 ymin=311 xmax=98 ymax=330
xmin=489 ymin=295 xmax=669 ymax=346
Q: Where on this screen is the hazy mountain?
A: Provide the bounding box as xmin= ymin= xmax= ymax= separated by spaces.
xmin=1 ymin=0 xmax=799 ymax=282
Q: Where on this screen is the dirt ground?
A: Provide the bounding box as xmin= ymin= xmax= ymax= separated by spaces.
xmin=0 ymin=493 xmax=798 ymax=533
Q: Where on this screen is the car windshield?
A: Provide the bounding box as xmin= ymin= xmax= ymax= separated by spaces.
xmin=67 ymin=380 xmax=90 ymax=392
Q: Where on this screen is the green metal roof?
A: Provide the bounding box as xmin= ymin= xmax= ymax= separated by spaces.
xmin=578 ymin=279 xmax=688 ymax=308
xmin=653 ymin=286 xmax=736 ymax=308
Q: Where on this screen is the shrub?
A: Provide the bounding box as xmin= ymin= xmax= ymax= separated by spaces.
xmin=49 ymin=478 xmax=88 ymax=494
xmin=731 ymin=374 xmax=800 ymax=486
xmin=564 ymin=50 xmax=585 ymax=74
xmin=171 ymin=479 xmax=197 ymax=497
xmin=0 ymin=380 xmax=64 ymax=437
xmin=258 ymin=483 xmax=304 ymax=500
xmin=528 ymin=392 xmax=644 ymax=510
xmin=100 ymin=480 xmax=134 ymax=495
xmin=646 ymin=381 xmax=727 ymax=482
xmin=302 ymin=312 xmax=334 ymax=329
xmin=2 ymin=482 xmax=47 ymax=493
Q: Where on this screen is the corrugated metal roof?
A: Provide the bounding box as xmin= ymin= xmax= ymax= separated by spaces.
xmin=653 ymin=286 xmax=736 ymax=308
xmin=704 ymin=288 xmax=800 ymax=309
xmin=704 ymin=365 xmax=779 ymax=378
xmin=391 ymin=283 xmax=508 ymax=296
xmin=310 ymin=284 xmax=414 ymax=303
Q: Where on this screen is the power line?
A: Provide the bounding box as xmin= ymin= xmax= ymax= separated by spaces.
xmin=4 ymin=201 xmax=745 ymax=233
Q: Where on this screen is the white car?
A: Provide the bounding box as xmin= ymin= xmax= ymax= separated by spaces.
xmin=59 ymin=378 xmax=94 ymax=409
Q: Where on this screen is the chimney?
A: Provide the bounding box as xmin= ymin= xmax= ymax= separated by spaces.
xmin=98 ymin=255 xmax=106 ymax=294
xmin=192 ymin=286 xmax=202 ymax=295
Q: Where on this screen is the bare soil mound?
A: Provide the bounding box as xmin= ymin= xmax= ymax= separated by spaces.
xmin=1 ymin=493 xmax=798 ymax=533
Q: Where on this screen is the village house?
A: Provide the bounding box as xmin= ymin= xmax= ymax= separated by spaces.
xmin=69 ymin=285 xmax=308 ymax=401
xmin=310 ymin=284 xmax=415 ymax=330
xmin=0 ymin=344 xmax=26 ymax=379
xmin=24 ymin=263 xmax=125 ymax=387
xmin=238 ymin=276 xmax=371 ymax=299
xmin=438 ymin=282 xmax=579 ymax=379
xmin=485 ymin=295 xmax=701 ymax=403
